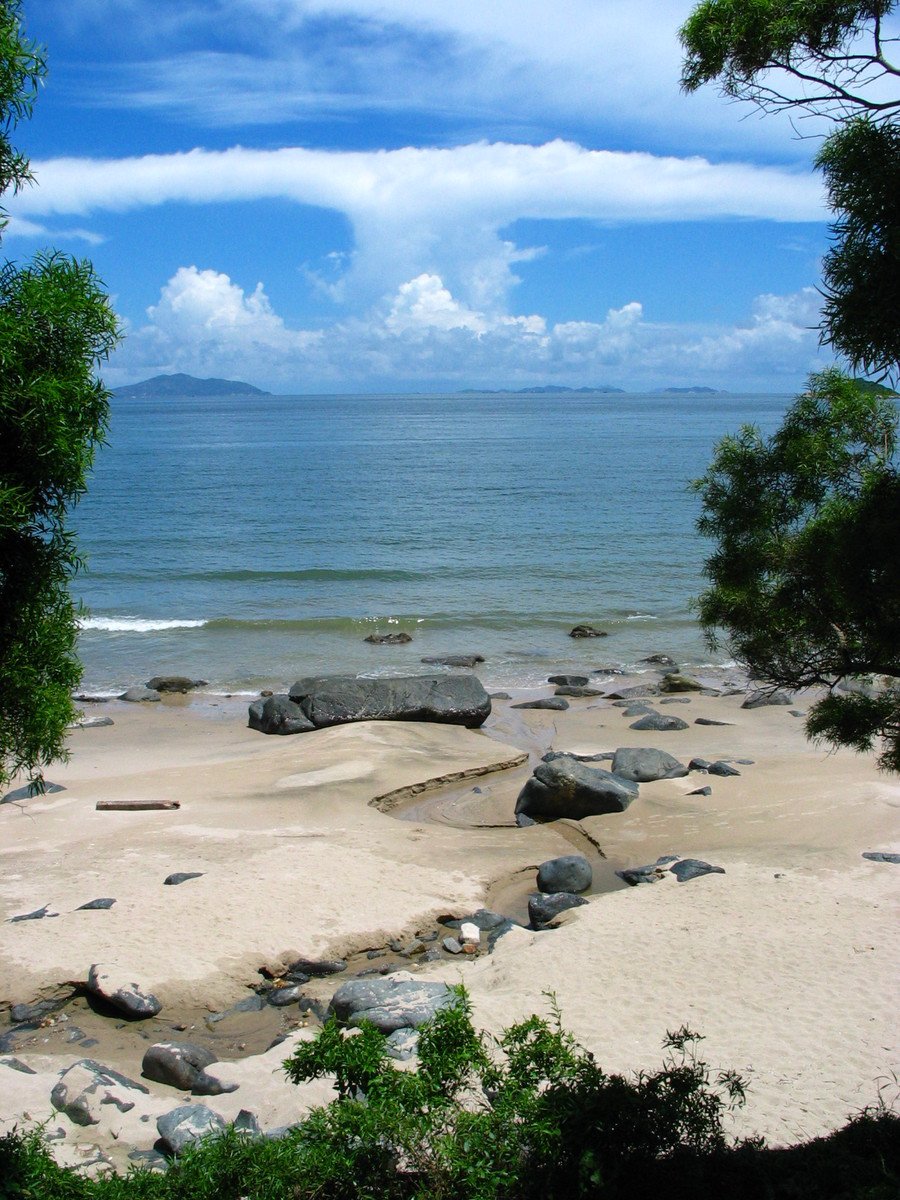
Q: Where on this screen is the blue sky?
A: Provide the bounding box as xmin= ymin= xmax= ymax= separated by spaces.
xmin=5 ymin=0 xmax=878 ymax=392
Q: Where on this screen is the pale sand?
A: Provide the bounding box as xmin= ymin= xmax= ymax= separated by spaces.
xmin=1 ymin=687 xmax=898 ymax=1169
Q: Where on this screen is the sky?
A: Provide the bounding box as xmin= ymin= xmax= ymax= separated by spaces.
xmin=2 ymin=0 xmax=873 ymax=393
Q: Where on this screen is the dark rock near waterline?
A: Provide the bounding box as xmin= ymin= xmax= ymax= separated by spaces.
xmin=689 ymin=786 xmax=712 ymax=796
xmin=611 ymin=747 xmax=688 ymax=783
xmin=659 ymin=674 xmax=703 ymax=693
xmin=438 ymin=908 xmax=507 ymax=931
xmin=142 ymin=1042 xmax=236 ymax=1095
xmin=288 ymin=673 xmax=490 ymax=729
xmin=512 ymin=697 xmax=569 ymax=710
xmin=87 ymin=964 xmax=162 ymax=1018
xmin=248 ymin=694 xmax=315 ymax=736
xmin=76 ymin=898 xmax=116 ymax=911
xmin=10 ymin=997 xmax=70 ymax=1024
xmin=694 ymin=717 xmax=732 ymax=726
xmin=287 ymin=957 xmax=348 ymax=977
xmin=628 ymin=712 xmax=689 ymax=732
xmin=642 ymin=654 xmax=678 ymax=667
xmin=164 ymin=872 xmax=203 ymax=886
xmin=862 ymin=851 xmax=900 ymax=864
xmin=421 ymin=654 xmax=485 ymax=668
xmin=490 ymin=691 xmax=511 ymax=700
xmin=537 ymin=854 xmax=592 ymax=894
xmin=266 ymin=984 xmax=306 ymax=1007
xmin=616 ymin=855 xmax=678 ymax=886
xmin=364 ymin=631 xmax=412 ymax=645
xmin=157 ymin=1105 xmax=227 ymax=1156
xmin=515 ymin=754 xmax=638 ymax=824
xmin=329 ymin=978 xmax=454 ymax=1033
xmin=554 ymin=685 xmax=604 ymax=697
xmin=542 ymin=750 xmax=613 ymax=764
xmin=548 ymin=674 xmax=589 ymax=686
xmin=708 ymin=761 xmax=741 ymax=777
xmin=8 ymin=904 xmax=57 ymax=923
xmin=120 ymin=686 xmax=161 ymax=703
xmin=146 ymin=676 xmax=207 ymax=694
xmin=528 ymin=891 xmax=588 ymax=927
xmin=569 ymin=625 xmax=608 ymax=638
xmin=742 ymin=690 xmax=793 ymax=709
xmin=670 ymin=859 xmax=726 ymax=882
xmin=605 ymin=684 xmax=661 ymax=699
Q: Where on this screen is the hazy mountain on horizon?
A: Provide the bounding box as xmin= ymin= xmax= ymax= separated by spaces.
xmin=113 ymin=373 xmax=271 ymax=398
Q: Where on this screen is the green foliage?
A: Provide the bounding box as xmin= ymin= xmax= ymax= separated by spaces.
xmin=0 ymin=2 xmax=119 ymax=790
xmin=1 ymin=993 xmax=899 ymax=1198
xmin=680 ymin=1 xmax=899 ymax=118
xmin=818 ymin=119 xmax=900 ymax=384
xmin=694 ymin=368 xmax=900 ymax=768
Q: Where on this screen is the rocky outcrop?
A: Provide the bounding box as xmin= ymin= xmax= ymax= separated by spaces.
xmin=86 ymin=964 xmax=161 ymax=1018
xmin=364 ymin=632 xmax=412 ymax=644
xmin=610 ymin=747 xmax=688 ymax=782
xmin=248 ymin=694 xmax=315 ymax=735
xmin=287 ymin=674 xmax=491 ymax=729
xmin=515 ymin=754 xmax=638 ymax=824
xmin=51 ymin=1060 xmax=149 ymax=1126
xmin=329 ymin=978 xmax=455 ymax=1033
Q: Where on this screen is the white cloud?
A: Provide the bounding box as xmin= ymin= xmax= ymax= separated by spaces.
xmin=2 ymin=215 xmax=106 ymax=245
xmin=107 ymin=266 xmax=827 ymax=392
xmin=11 ymin=140 xmax=825 ymax=315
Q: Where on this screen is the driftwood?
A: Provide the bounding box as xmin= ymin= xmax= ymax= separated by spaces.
xmin=95 ymin=799 xmax=180 ymax=811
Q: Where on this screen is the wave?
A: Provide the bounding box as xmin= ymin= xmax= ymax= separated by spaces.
xmin=78 ymin=616 xmax=208 ymax=633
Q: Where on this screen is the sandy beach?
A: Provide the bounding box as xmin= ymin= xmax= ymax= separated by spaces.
xmin=1 ymin=679 xmax=898 ymax=1172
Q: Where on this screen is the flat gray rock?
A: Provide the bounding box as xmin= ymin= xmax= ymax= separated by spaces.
xmin=287 ymin=957 xmax=347 ymax=977
xmin=537 ymin=854 xmax=592 ymax=894
xmin=554 ymin=685 xmax=604 ymax=697
xmin=628 ymin=712 xmax=689 ymax=732
xmin=164 ymin=872 xmax=203 ymax=886
xmin=76 ymin=898 xmax=116 ymax=911
xmin=547 ymin=674 xmax=589 ymax=686
xmin=694 ymin=717 xmax=732 ymax=726
xmin=157 ymin=1104 xmax=226 ymax=1156
xmin=511 ymin=697 xmax=570 ymax=710
xmin=708 ymin=761 xmax=741 ymax=777
xmin=248 ymin=694 xmax=315 ymax=736
xmin=87 ymin=964 xmax=162 ymax=1018
xmin=659 ymin=674 xmax=703 ymax=693
xmin=515 ymin=754 xmax=638 ymax=824
xmin=9 ymin=904 xmax=57 ymax=923
xmin=288 ymin=673 xmax=490 ymax=729
xmin=528 ymin=891 xmax=588 ymax=927
xmin=119 ymin=686 xmax=161 ymax=703
xmin=862 ymin=851 xmax=900 ymax=864
xmin=52 ymin=1059 xmax=149 ymax=1127
xmin=71 ymin=715 xmax=115 ymax=729
xmin=670 ymin=859 xmax=726 ymax=882
xmin=328 ymin=978 xmax=454 ymax=1033
xmin=146 ymin=676 xmax=207 ymax=693
xmin=742 ymin=690 xmax=793 ymax=709
xmin=611 ymin=747 xmax=687 ymax=782
xmin=421 ymin=654 xmax=484 ymax=668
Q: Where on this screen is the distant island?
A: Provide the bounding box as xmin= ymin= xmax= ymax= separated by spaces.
xmin=114 ymin=373 xmax=271 ymax=398
xmin=654 ymin=386 xmax=726 ymax=395
xmin=458 ymin=385 xmax=625 ymax=394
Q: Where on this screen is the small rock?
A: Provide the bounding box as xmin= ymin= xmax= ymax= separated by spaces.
xmin=146 ymin=676 xmax=207 ymax=693
xmin=554 ymin=685 xmax=604 ymax=697
xmin=537 ymin=854 xmax=592 ymax=894
xmin=642 ymin=654 xmax=678 ymax=667
xmin=569 ymin=624 xmax=608 ymax=638
xmin=511 ymin=697 xmax=570 ymax=710
xmin=119 ymin=686 xmax=161 ymax=703
xmin=458 ymin=922 xmax=481 ymax=945
xmin=248 ymin=695 xmax=315 ymax=736
xmin=265 ymin=985 xmax=307 ymax=1007
xmin=611 ymin=747 xmax=687 ymax=782
xmin=10 ymin=997 xmax=69 ymax=1024
xmin=688 ymin=786 xmax=712 ymax=796
xmin=420 ymin=654 xmax=484 ymax=668
xmin=742 ymin=690 xmax=793 ymax=709
xmin=385 ymin=1029 xmax=420 ymax=1061
xmin=616 ymin=857 xmax=673 ymax=886
xmin=516 ymin=754 xmax=638 ymax=823
xmin=659 ymin=697 xmax=692 ymax=705
xmin=528 ymin=892 xmax=588 ymax=927
xmin=628 ymin=712 xmax=689 ymax=732
xmin=490 ymin=691 xmax=511 ymax=700
xmin=9 ymin=904 xmax=57 ymax=923
xmin=233 ymin=1109 xmax=262 ymax=1138
xmin=658 ymin=674 xmax=703 ymax=693
xmin=547 ymin=674 xmax=589 ymax=686
xmin=442 ymin=937 xmax=463 ymax=955
xmin=862 ymin=851 xmax=900 ymax=864
xmin=87 ymin=964 xmax=162 ymax=1018
xmin=364 ymin=631 xmax=412 ymax=644
xmin=164 ymin=872 xmax=203 ymax=886
xmin=287 ymin=958 xmax=347 ymax=977
xmin=71 ymin=716 xmax=115 ymax=729
xmin=329 ymin=978 xmax=455 ymax=1033
xmin=157 ymin=1104 xmax=226 ymax=1156
xmin=670 ymin=859 xmax=725 ymax=882
xmin=400 ymin=939 xmax=427 ymax=957
xmin=438 ymin=909 xmax=506 ymax=931
xmin=142 ymin=1042 xmax=235 ymax=1095
xmin=708 ymin=761 xmax=740 ymax=777
xmin=694 ymin=717 xmax=732 ymax=726
xmin=76 ymin=898 xmax=116 ymax=911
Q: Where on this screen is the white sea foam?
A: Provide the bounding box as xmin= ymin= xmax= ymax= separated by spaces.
xmin=78 ymin=616 xmax=208 ymax=633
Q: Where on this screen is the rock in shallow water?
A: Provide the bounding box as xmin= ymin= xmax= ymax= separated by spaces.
xmin=537 ymin=854 xmax=592 ymax=894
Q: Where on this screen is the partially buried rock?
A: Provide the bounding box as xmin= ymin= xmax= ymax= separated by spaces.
xmin=286 ymin=957 xmax=347 ymax=977
xmin=52 ymin=1059 xmax=149 ymax=1127
xmin=862 ymin=851 xmax=900 ymax=864
xmin=515 ymin=754 xmax=638 ymax=824
xmin=629 ymin=712 xmax=689 ymax=732
xmin=288 ymin=673 xmax=490 ymax=729
xmin=528 ymin=891 xmax=588 ymax=928
xmin=547 ymin=674 xmax=589 ymax=686
xmin=248 ymin=694 xmax=315 ymax=736
xmin=537 ymin=854 xmax=592 ymax=894
xmin=119 ymin=686 xmax=161 ymax=703
xmin=329 ymin=978 xmax=454 ymax=1033
xmin=146 ymin=676 xmax=207 ymax=694
xmin=9 ymin=904 xmax=57 ymax=922
xmin=611 ymin=747 xmax=687 ymax=782
xmin=421 ymin=654 xmax=484 ymax=668
xmin=616 ymin=855 xmax=679 ymax=886
xmin=71 ymin=715 xmax=115 ymax=729
xmin=708 ymin=761 xmax=740 ymax=777
xmin=569 ymin=624 xmax=607 ymax=638
xmin=694 ymin=717 xmax=732 ymax=726
xmin=87 ymin=963 xmax=162 ymax=1018
xmin=554 ymin=685 xmax=604 ymax=697
xmin=142 ymin=1042 xmax=236 ymax=1095
xmin=642 ymin=654 xmax=678 ymax=667
xmin=511 ymin=697 xmax=569 ymax=711
xmin=364 ymin=631 xmax=413 ymax=645
xmin=164 ymin=872 xmax=203 ymax=886
xmin=157 ymin=1105 xmax=226 ymax=1157
xmin=669 ymin=859 xmax=725 ymax=882
xmin=742 ymin=690 xmax=793 ymax=709
xmin=659 ymin=673 xmax=703 ymax=693
xmin=76 ymin=898 xmax=116 ymax=911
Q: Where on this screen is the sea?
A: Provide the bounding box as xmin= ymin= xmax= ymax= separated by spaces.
xmin=72 ymin=390 xmax=792 ymax=696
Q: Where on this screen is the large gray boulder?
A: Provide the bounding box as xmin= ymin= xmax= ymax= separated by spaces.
xmin=515 ymin=754 xmax=638 ymax=824
xmin=87 ymin=963 xmax=161 ymax=1018
xmin=157 ymin=1105 xmax=226 ymax=1156
xmin=248 ymin=694 xmax=315 ymax=735
xmin=328 ymin=978 xmax=454 ymax=1033
xmin=537 ymin=854 xmax=592 ymax=894
xmin=142 ymin=1042 xmax=236 ymax=1095
xmin=287 ymin=674 xmax=490 ymax=729
xmin=742 ymin=690 xmax=793 ymax=708
xmin=51 ymin=1060 xmax=149 ymax=1126
xmin=146 ymin=676 xmax=207 ymax=693
xmin=611 ymin=747 xmax=688 ymax=783
xmin=628 ymin=712 xmax=689 ymax=732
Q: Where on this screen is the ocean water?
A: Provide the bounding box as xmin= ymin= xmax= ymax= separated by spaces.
xmin=72 ymin=390 xmax=791 ymax=694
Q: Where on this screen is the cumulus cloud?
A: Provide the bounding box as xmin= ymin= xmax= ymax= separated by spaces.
xmin=11 ymin=140 xmax=825 ymax=314
xmin=108 ymin=265 xmax=827 ymax=392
